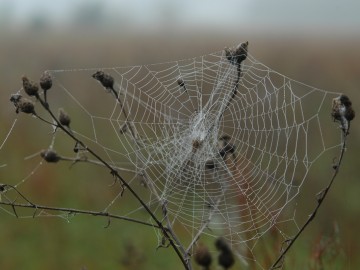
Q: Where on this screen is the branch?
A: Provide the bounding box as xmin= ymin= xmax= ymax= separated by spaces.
xmin=270 ymin=128 xmax=350 ymax=269
xmin=35 ymin=89 xmax=190 ymax=269
xmin=0 ymin=184 xmax=160 ymax=229
xmin=100 ymin=74 xmax=192 ymax=269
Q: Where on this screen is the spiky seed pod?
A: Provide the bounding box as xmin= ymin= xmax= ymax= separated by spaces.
xmin=58 ymin=108 xmax=71 ymax=127
xmin=331 ymin=94 xmax=355 ymax=123
xmin=234 ymin=41 xmax=248 ymax=63
xmin=18 ymin=99 xmax=36 ymax=114
xmin=194 ymin=243 xmax=212 ymax=270
xmin=22 ymin=76 xmax=39 ymax=97
xmin=92 ymin=70 xmax=115 ymax=90
xmin=39 ymin=71 xmax=52 ymax=91
xmin=339 ymin=95 xmax=355 ymax=121
xmin=224 ymin=41 xmax=249 ymax=66
xmin=40 ymin=149 xmax=61 ymax=163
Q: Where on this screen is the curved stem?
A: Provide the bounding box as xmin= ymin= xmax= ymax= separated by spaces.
xmin=270 ymin=129 xmax=349 ymax=269
xmin=36 ymin=95 xmax=190 ymax=270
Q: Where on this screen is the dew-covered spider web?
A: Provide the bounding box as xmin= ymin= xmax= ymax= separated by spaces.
xmin=0 ymin=43 xmax=345 ymax=268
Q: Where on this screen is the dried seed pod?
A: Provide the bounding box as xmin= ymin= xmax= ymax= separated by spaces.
xmin=92 ymin=70 xmax=115 ymax=91
xmin=58 ymin=108 xmax=71 ymax=127
xmin=39 ymin=71 xmax=52 ymax=91
xmin=218 ymin=249 xmax=235 ymax=270
xmin=22 ymin=76 xmax=39 ymax=97
xmin=339 ymin=95 xmax=355 ymax=121
xmin=224 ymin=41 xmax=249 ymax=66
xmin=194 ymin=243 xmax=212 ymax=270
xmin=331 ymin=94 xmax=355 ymax=133
xmin=215 ymin=237 xmax=234 ymax=269
xmin=234 ymin=41 xmax=248 ymax=62
xmin=40 ymin=149 xmax=61 ymax=163
xmin=18 ymin=99 xmax=36 ymax=114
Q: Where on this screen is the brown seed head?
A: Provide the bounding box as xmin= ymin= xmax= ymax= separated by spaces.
xmin=92 ymin=70 xmax=114 ymax=90
xmin=18 ymin=99 xmax=36 ymax=114
xmin=224 ymin=41 xmax=249 ymax=65
xmin=218 ymin=249 xmax=235 ymax=270
xmin=331 ymin=94 xmax=355 ymax=122
xmin=22 ymin=75 xmax=39 ymax=97
xmin=40 ymin=71 xmax=53 ymax=91
xmin=58 ymin=108 xmax=71 ymax=127
xmin=235 ymin=41 xmax=249 ymax=62
xmin=40 ymin=149 xmax=61 ymax=163
xmin=194 ymin=243 xmax=212 ymax=270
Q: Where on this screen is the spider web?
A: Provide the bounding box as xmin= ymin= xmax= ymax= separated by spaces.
xmin=0 ymin=44 xmax=343 ymax=268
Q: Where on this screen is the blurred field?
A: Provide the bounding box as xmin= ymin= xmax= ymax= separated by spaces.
xmin=0 ymin=25 xmax=360 ymax=270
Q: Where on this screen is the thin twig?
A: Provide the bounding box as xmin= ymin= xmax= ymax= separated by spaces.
xmin=270 ymin=129 xmax=349 ymax=269
xmin=0 ymin=200 xmax=160 ymax=229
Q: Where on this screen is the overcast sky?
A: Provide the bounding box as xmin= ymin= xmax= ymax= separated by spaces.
xmin=1 ymin=0 xmax=359 ymax=34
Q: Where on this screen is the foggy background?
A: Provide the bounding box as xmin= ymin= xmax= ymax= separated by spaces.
xmin=0 ymin=1 xmax=359 ymax=269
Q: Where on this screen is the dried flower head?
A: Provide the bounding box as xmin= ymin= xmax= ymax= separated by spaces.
xmin=224 ymin=41 xmax=249 ymax=66
xmin=18 ymin=99 xmax=36 ymax=114
xmin=234 ymin=41 xmax=248 ymax=62
xmin=22 ymin=75 xmax=39 ymax=97
xmin=218 ymin=249 xmax=235 ymax=270
xmin=194 ymin=243 xmax=212 ymax=270
xmin=339 ymin=95 xmax=355 ymax=121
xmin=40 ymin=149 xmax=61 ymax=163
xmin=92 ymin=70 xmax=115 ymax=91
xmin=39 ymin=71 xmax=53 ymax=91
xmin=215 ymin=237 xmax=234 ymax=270
xmin=58 ymin=108 xmax=71 ymax=127
xmin=331 ymin=94 xmax=355 ymax=133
